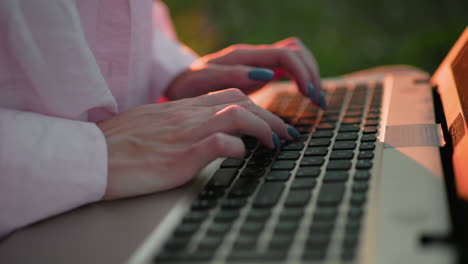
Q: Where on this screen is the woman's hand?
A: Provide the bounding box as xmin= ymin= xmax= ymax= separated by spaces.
xmin=166 ymin=37 xmax=326 ymax=109
xmin=97 ymin=88 xmax=300 ymax=200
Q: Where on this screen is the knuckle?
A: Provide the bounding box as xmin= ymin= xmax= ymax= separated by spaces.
xmin=241 ymin=99 xmax=256 ymax=110
xmin=225 ymin=66 xmax=245 ymax=83
xmin=210 ymin=133 xmax=228 ymax=153
xmin=223 ymin=88 xmax=246 ymax=100
xmin=224 ymin=104 xmax=246 ymax=123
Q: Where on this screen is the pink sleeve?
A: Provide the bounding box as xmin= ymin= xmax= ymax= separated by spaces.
xmin=0 ymin=0 xmax=114 ymax=237
xmin=0 ymin=108 xmax=107 ymax=237
xmin=151 ymin=0 xmax=199 ymax=95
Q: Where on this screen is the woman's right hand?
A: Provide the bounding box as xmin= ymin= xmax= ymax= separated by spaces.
xmin=97 ymin=88 xmax=299 ymax=200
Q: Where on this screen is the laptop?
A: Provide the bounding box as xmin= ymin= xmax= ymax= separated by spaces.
xmin=0 ymin=28 xmax=467 ymax=264
xmin=126 ymin=27 xmax=468 ymax=264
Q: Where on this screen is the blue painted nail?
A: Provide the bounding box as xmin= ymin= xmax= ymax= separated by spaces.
xmin=286 ymin=124 xmax=301 ymax=139
xmin=272 ymin=132 xmax=281 ymax=149
xmin=308 ymin=83 xmax=316 ymax=102
xmin=248 ymin=68 xmax=274 ymax=81
xmin=319 ymin=91 xmax=327 ymax=110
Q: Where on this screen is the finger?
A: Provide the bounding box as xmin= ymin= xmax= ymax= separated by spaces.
xmin=214 ymin=48 xmax=312 ymax=101
xmin=212 ymin=100 xmax=292 ymax=141
xmin=188 ymin=133 xmax=245 ymax=168
xmin=193 ymin=64 xmax=275 ymax=96
xmin=275 ymin=38 xmax=325 ymax=108
xmin=191 ymin=88 xmax=250 ymax=107
xmin=188 ymin=104 xmax=276 ymax=148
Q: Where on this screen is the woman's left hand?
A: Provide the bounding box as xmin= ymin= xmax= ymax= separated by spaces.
xmin=166 ymin=37 xmax=326 ymax=109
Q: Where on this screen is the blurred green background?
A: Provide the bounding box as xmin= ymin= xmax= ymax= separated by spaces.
xmin=163 ymin=0 xmax=467 ymax=77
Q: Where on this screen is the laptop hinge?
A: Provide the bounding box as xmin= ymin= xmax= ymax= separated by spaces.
xmin=432 ymin=86 xmax=468 ymax=261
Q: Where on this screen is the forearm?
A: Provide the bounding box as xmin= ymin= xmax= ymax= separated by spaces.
xmin=0 ymin=108 xmax=107 ymax=238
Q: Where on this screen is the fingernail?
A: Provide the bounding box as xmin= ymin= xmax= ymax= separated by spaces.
xmin=248 ymin=68 xmax=274 ymax=81
xmin=286 ymin=124 xmax=300 ymax=139
xmin=308 ymin=83 xmax=316 ymax=102
xmin=319 ymin=91 xmax=327 ymax=110
xmin=244 ymin=149 xmax=250 ymax=158
xmin=272 ymin=132 xmax=281 ymax=149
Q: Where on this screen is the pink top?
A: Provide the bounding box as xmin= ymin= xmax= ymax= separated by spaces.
xmin=0 ymin=0 xmax=197 ymax=237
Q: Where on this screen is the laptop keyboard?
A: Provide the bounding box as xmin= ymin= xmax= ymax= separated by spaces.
xmin=154 ymin=81 xmax=383 ymax=263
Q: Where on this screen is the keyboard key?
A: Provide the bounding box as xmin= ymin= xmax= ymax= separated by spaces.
xmin=229 ymin=178 xmax=259 ymax=197
xmin=269 ymin=235 xmax=294 ymax=249
xmin=348 ymin=207 xmax=364 ymax=219
xmin=351 ymin=193 xmax=367 ymax=206
xmin=327 ymin=160 xmax=352 ymax=170
xmin=330 ymin=150 xmax=354 ymax=160
xmin=342 ymin=117 xmax=362 ymax=125
xmin=345 ymin=220 xmax=361 ymax=234
xmin=360 ymin=142 xmax=376 ymax=150
xmin=302 ymin=250 xmax=326 ymax=261
xmin=240 ymin=221 xmax=265 ymax=234
xmin=228 ymin=250 xmax=287 ymax=261
xmin=358 ymin=151 xmax=374 ymax=159
xmin=301 ymin=156 xmax=325 ymax=166
xmin=277 ymin=151 xmax=301 ymax=160
xmin=314 ymin=207 xmax=338 ymax=221
xmin=318 ymin=183 xmax=345 ymax=206
xmin=356 ymin=160 xmax=373 ymax=169
xmin=339 ymin=125 xmax=360 ymax=132
xmin=266 ymin=170 xmax=291 ymax=181
xmin=352 ymin=181 xmax=369 ymax=192
xmin=246 ymin=157 xmax=271 ymax=167
xmin=208 ymin=168 xmax=238 ymax=188
xmin=253 ymin=182 xmax=284 ymax=208
xmin=199 ymin=188 xmax=224 ymax=200
xmin=214 ymin=210 xmax=240 ymax=222
xmin=221 ymin=198 xmax=247 ymax=209
xmin=198 ymin=236 xmax=224 ymax=250
xmin=333 ymin=141 xmax=357 ymax=150
xmin=305 ymin=234 xmax=330 ymax=248
xmin=221 ymin=158 xmax=245 ymax=168
xmin=336 ymin=132 xmax=358 ymax=141
xmin=367 ymin=113 xmax=380 ymax=119
xmin=365 ymin=119 xmax=379 ymax=126
xmin=271 ymin=160 xmax=296 ymax=170
xmin=361 ymin=134 xmax=377 ymax=142
xmin=174 ymin=223 xmax=200 ymax=237
xmin=323 ymin=171 xmax=349 ymax=182
xmin=316 ymin=123 xmax=335 ymax=130
xmin=285 ymin=190 xmax=311 ymax=207
xmin=191 ymin=199 xmax=217 ymax=210
xmin=282 ymin=141 xmax=305 ymax=150
xmin=275 ymin=220 xmax=300 ymax=233
xmin=296 ymin=167 xmax=321 ymax=178
xmin=309 ymin=222 xmax=335 ymax=234
xmin=309 ymin=138 xmax=331 ymax=147
xmin=363 ymin=126 xmax=378 ymax=134
xmin=279 ymin=208 xmax=304 ymax=221
xmin=233 ymin=236 xmax=258 ymax=250
xmin=183 ymin=211 xmax=209 ymax=223
xmin=246 ymin=209 xmax=271 ymax=222
xmin=163 ymin=238 xmax=189 ymax=251
xmin=312 ymin=130 xmax=334 ymax=138
xmin=343 ymin=233 xmax=360 ymax=248
xmin=241 ymin=167 xmax=266 ymax=178
xmin=291 ymin=178 xmax=317 ymax=189
xmin=304 ymin=147 xmax=328 ymax=156
xmin=342 ymin=248 xmax=357 ymax=261
xmin=355 ymin=170 xmax=371 ymax=181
